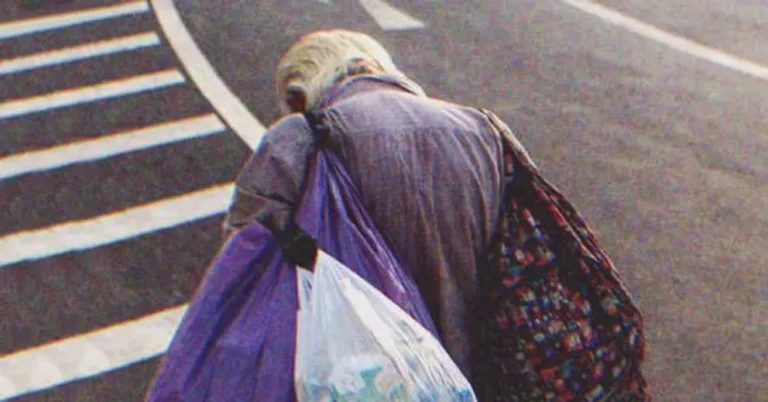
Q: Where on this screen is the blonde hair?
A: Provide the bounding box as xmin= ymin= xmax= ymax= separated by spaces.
xmin=275 ymin=29 xmax=421 ymax=114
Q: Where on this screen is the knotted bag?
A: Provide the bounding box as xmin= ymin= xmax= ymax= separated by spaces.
xmin=145 ymin=109 xmax=438 ymax=402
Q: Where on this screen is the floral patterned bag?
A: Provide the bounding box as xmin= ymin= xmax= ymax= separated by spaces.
xmin=474 ymin=110 xmax=649 ymax=402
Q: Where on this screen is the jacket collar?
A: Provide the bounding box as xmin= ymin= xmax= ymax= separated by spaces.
xmin=317 ymin=74 xmax=425 ymax=108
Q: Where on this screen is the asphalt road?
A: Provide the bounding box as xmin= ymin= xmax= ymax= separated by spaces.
xmin=1 ymin=1 xmax=248 ymax=400
xmin=2 ymin=0 xmax=766 ymax=401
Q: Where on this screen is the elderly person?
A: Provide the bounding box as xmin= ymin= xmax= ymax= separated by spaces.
xmin=224 ymin=30 xmax=648 ymax=401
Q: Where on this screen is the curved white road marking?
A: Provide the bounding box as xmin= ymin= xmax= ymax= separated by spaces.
xmin=561 ymin=0 xmax=768 ymax=82
xmin=151 ymin=0 xmax=267 ymax=149
xmin=0 ymin=2 xmax=269 ymax=396
xmin=0 ymin=32 xmax=161 ymax=76
xmin=0 ymin=114 xmax=225 ymax=180
xmin=0 ymin=1 xmax=150 ymax=40
xmin=0 ymin=305 xmax=187 ymax=400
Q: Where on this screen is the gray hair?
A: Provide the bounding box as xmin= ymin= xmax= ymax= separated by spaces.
xmin=275 ymin=29 xmax=424 ymax=114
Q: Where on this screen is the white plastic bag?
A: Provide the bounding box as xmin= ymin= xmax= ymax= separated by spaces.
xmin=295 ymin=252 xmax=476 ymax=402
xmin=296 ymin=266 xmax=314 ymax=309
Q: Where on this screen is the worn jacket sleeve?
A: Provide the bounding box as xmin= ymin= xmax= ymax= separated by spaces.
xmin=222 ymin=115 xmax=315 ymax=239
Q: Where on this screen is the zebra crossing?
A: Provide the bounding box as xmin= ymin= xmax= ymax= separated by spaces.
xmin=0 ymin=1 xmax=256 ymax=400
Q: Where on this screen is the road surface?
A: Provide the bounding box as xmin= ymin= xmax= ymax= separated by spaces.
xmin=1 ymin=0 xmax=765 ymax=400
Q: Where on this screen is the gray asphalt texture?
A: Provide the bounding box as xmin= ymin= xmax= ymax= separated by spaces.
xmin=3 ymin=0 xmax=766 ymax=401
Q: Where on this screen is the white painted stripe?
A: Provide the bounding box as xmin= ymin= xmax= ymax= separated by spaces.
xmin=0 ymin=305 xmax=188 ymax=400
xmin=0 ymin=32 xmax=160 ymax=76
xmin=0 ymin=3 xmax=273 ymax=396
xmin=358 ymin=0 xmax=426 ymax=31
xmin=151 ymin=0 xmax=267 ymax=149
xmin=561 ymin=0 xmax=768 ymax=82
xmin=0 ymin=69 xmax=185 ymax=120
xmin=0 ymin=1 xmax=150 ymax=40
xmin=0 ymin=183 xmax=233 ymax=268
xmin=0 ymin=114 xmax=225 ymax=180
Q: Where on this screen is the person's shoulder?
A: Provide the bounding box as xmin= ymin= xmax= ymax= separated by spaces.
xmin=242 ymin=113 xmax=314 ymax=156
xmin=259 ymin=113 xmax=311 ymax=143
xmin=380 ymin=90 xmax=491 ymax=123
xmin=415 ymin=96 xmax=500 ymax=132
xmin=268 ymin=113 xmax=308 ymax=134
xmin=332 ymin=90 xmax=481 ymax=124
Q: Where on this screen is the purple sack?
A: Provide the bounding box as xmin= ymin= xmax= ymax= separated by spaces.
xmin=145 ymin=150 xmax=438 ymax=402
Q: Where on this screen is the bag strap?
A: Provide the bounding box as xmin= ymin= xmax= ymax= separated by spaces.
xmin=303 ymin=107 xmax=332 ymax=148
xmin=264 ymin=108 xmax=332 ymax=269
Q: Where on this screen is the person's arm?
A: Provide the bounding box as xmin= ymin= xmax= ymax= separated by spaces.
xmin=222 ymin=115 xmax=315 ymax=240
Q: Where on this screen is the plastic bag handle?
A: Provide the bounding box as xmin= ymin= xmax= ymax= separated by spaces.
xmin=275 ymin=220 xmax=318 ymax=269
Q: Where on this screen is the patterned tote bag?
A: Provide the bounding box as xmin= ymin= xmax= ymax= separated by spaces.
xmin=473 ymin=110 xmax=649 ymax=402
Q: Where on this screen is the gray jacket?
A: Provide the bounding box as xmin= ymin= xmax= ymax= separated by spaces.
xmin=224 ymin=74 xmax=519 ymax=374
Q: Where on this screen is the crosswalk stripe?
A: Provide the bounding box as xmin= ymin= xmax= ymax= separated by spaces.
xmin=0 ymin=32 xmax=160 ymax=76
xmin=0 ymin=1 xmax=150 ymax=40
xmin=0 ymin=183 xmax=233 ymax=268
xmin=357 ymin=0 xmax=426 ymax=31
xmin=0 ymin=304 xmax=188 ymax=400
xmin=0 ymin=69 xmax=185 ymax=120
xmin=0 ymin=114 xmax=225 ymax=180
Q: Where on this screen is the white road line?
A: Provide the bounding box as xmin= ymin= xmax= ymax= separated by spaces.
xmin=0 ymin=114 xmax=225 ymax=180
xmin=0 ymin=183 xmax=233 ymax=268
xmin=152 ymin=0 xmax=266 ymax=149
xmin=0 ymin=1 xmax=273 ymax=396
xmin=0 ymin=32 xmax=160 ymax=76
xmin=561 ymin=0 xmax=768 ymax=82
xmin=0 ymin=1 xmax=150 ymax=40
xmin=0 ymin=305 xmax=187 ymax=400
xmin=0 ymin=69 xmax=185 ymax=120
xmin=358 ymin=0 xmax=426 ymax=31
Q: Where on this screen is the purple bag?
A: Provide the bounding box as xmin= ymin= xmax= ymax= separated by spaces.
xmin=145 ymin=146 xmax=438 ymax=401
